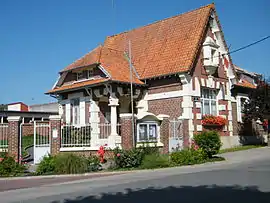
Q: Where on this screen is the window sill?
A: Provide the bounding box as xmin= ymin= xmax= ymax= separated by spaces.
xmin=136 ymin=142 xmax=164 ymax=148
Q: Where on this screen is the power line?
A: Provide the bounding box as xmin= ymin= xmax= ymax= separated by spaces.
xmin=223 ymin=35 xmax=270 ymax=56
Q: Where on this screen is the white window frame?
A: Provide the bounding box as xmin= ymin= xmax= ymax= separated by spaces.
xmin=71 ymin=98 xmax=80 ymax=126
xmin=201 ymin=88 xmax=217 ymax=115
xmin=137 ymin=122 xmax=158 ymax=143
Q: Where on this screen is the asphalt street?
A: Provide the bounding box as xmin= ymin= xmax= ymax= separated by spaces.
xmin=0 ymin=147 xmax=270 ymax=203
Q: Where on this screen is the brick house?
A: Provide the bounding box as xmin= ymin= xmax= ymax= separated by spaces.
xmin=46 ymin=4 xmax=263 ymax=153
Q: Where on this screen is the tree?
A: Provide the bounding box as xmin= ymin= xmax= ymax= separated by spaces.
xmin=242 ymin=77 xmax=270 ymax=146
xmin=0 ymin=104 xmax=7 ymax=111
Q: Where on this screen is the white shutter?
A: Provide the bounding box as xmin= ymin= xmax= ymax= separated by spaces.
xmin=80 ymin=98 xmax=86 ymax=125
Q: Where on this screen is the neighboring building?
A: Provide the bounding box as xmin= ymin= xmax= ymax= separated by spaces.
xmin=46 ymin=4 xmax=264 ymax=151
xmin=29 ymin=102 xmax=58 ymax=113
xmin=8 ymin=102 xmax=28 ymax=112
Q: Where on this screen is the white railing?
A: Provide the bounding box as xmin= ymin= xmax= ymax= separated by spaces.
xmin=61 ymin=124 xmax=91 ymax=148
xmin=0 ymin=123 xmax=8 ymax=152
xmin=99 ymin=123 xmax=121 ymax=139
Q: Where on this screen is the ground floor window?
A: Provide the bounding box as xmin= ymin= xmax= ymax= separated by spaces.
xmin=201 ymin=88 xmax=217 ymax=115
xmin=137 ymin=122 xmax=158 ymax=142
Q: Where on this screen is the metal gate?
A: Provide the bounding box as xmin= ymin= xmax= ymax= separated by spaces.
xmin=169 ymin=119 xmax=183 ymax=152
xmin=34 ymin=121 xmax=51 ymax=164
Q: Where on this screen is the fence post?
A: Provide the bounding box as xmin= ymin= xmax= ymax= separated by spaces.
xmin=7 ymin=116 xmax=21 ymax=161
xmin=120 ymin=114 xmax=134 ymax=150
xmin=49 ymin=115 xmax=61 ymax=155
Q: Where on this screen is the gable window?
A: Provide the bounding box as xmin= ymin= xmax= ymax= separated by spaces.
xmin=71 ymin=98 xmax=80 ymax=125
xmin=201 ymin=88 xmax=217 ymax=115
xmin=137 ymin=122 xmax=157 ymax=142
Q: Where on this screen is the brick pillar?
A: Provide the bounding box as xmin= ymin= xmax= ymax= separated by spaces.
xmin=183 ymin=119 xmax=190 ymax=148
xmin=120 ymin=114 xmax=134 ymax=150
xmin=49 ymin=115 xmax=61 ymax=155
xmin=7 ymin=116 xmax=21 ymax=161
xmin=160 ymin=116 xmax=170 ymax=154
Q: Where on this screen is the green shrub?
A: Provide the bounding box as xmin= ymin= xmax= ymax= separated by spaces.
xmin=114 ymin=148 xmax=144 ymax=169
xmin=193 ymin=131 xmax=222 ymax=158
xmin=85 ymin=155 xmax=101 ymax=172
xmin=0 ymin=154 xmax=26 ymax=177
xmin=36 ymin=155 xmax=56 ymax=175
xmin=138 ymin=143 xmax=159 ymax=156
xmin=36 ymin=153 xmax=101 ymax=175
xmin=141 ymin=154 xmax=170 ymax=169
xmin=171 ymin=148 xmax=206 ymax=165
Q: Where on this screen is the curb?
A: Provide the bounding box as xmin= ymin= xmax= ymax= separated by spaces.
xmin=0 ymin=170 xmax=132 ymax=181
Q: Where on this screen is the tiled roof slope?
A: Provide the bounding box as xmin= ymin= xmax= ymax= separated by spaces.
xmin=235 ymin=79 xmax=256 ymax=89
xmin=104 ymin=4 xmax=214 ymax=79
xmin=47 ymin=78 xmax=109 ymax=94
xmin=60 ymin=4 xmax=214 ymax=81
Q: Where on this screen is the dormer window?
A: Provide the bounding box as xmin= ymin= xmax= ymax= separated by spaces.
xmin=77 ymin=72 xmax=84 ymax=81
xmin=88 ymin=69 xmax=94 ymax=78
xmin=76 ymin=69 xmax=95 ymax=81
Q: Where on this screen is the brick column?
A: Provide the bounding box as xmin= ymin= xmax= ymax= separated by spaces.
xmin=7 ymin=116 xmax=21 ymax=161
xmin=49 ymin=115 xmax=61 ymax=156
xmin=159 ymin=116 xmax=170 ymax=154
xmin=120 ymin=114 xmax=134 ymax=150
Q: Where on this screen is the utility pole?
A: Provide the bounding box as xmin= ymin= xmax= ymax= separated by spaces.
xmin=128 ymin=40 xmax=135 ymax=147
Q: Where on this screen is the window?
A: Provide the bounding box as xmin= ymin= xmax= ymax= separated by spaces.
xmin=137 ymin=123 xmax=157 ymax=142
xmin=76 ymin=72 xmax=84 ymax=81
xmin=240 ymin=98 xmax=248 ymax=113
xmin=87 ymin=69 xmax=94 ymax=78
xmin=201 ymin=88 xmax=217 ymax=115
xmin=71 ymin=98 xmax=80 ymax=125
xmin=105 ymin=112 xmax=111 ymax=123
xmin=211 ymin=49 xmax=216 ymax=62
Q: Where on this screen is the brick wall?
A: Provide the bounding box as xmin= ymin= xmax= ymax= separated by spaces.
xmin=231 ymin=102 xmax=239 ymax=136
xmin=8 ymin=121 xmax=19 ymax=160
xmin=160 ymin=118 xmax=170 ymax=153
xmin=120 ymin=115 xmax=134 ymax=150
xmin=147 ymin=77 xmax=182 ymax=94
xmin=148 ymin=97 xmax=182 ymax=119
xmin=22 ymin=124 xmax=34 ymax=136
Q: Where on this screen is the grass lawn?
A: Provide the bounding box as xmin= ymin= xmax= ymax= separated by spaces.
xmin=219 ymin=145 xmax=264 ymax=154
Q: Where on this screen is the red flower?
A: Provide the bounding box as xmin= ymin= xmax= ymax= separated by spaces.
xmin=202 ymin=115 xmax=227 ymax=126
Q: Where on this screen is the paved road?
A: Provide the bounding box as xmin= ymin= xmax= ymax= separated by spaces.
xmin=1 ymin=147 xmax=270 ymax=203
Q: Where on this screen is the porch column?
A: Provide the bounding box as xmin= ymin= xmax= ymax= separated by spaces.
xmin=90 ymin=99 xmax=100 ymax=147
xmin=108 ymin=95 xmax=120 ymax=148
xmin=0 ymin=117 xmax=3 ymax=124
xmin=7 ymin=116 xmax=21 ymax=161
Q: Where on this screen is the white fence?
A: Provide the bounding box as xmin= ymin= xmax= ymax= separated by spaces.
xmin=0 ymin=123 xmax=8 ymax=152
xmin=99 ymin=123 xmax=121 ymax=139
xmin=61 ymin=124 xmax=92 ymax=148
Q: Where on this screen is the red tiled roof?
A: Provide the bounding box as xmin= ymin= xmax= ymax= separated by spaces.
xmin=60 ymin=4 xmax=214 ymax=81
xmin=46 ymin=78 xmax=110 ymax=94
xmin=235 ymin=79 xmax=256 ymax=89
xmin=61 ymin=46 xmax=102 ymax=72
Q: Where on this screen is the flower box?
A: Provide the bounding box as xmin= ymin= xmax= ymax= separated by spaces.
xmin=202 ymin=115 xmax=227 ymax=126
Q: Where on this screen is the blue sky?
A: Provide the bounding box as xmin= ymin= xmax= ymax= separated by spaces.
xmin=0 ymin=0 xmax=269 ymax=105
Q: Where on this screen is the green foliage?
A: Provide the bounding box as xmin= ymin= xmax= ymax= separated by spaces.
xmin=22 ymin=135 xmax=34 ymax=157
xmin=36 ymin=155 xmax=56 ymax=175
xmin=0 ymin=154 xmax=26 ymax=177
xmin=36 ymin=153 xmax=101 ymax=175
xmin=193 ymin=131 xmax=222 ymax=158
xmin=113 ymin=148 xmax=144 ymax=169
xmin=141 ymin=154 xmax=170 ymax=169
xmin=171 ymin=148 xmax=206 ymax=165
